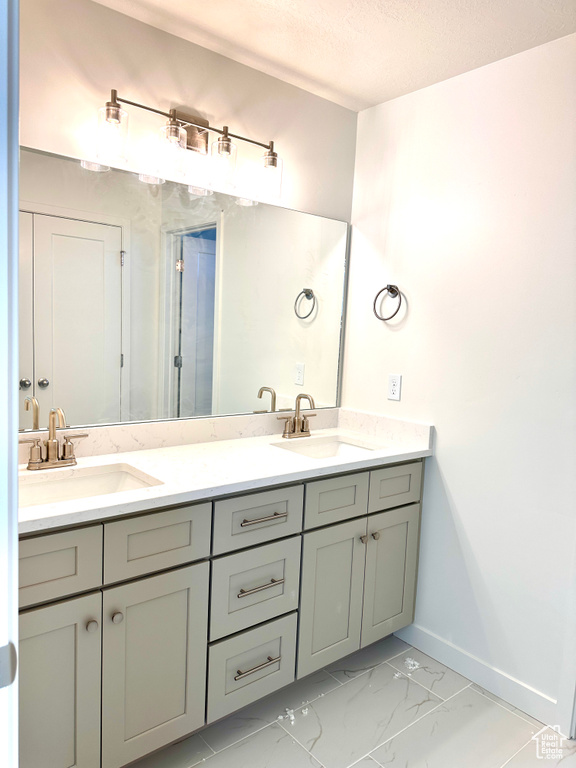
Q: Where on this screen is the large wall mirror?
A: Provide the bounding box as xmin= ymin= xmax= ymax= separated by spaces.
xmin=18 ymin=148 xmax=348 ymax=431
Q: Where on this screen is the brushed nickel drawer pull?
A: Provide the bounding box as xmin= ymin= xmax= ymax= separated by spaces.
xmin=234 ymin=654 xmax=281 ymax=681
xmin=240 ymin=511 xmax=288 ymax=527
xmin=372 ymin=531 xmax=381 ymax=541
xmin=237 ymin=577 xmax=284 ymax=599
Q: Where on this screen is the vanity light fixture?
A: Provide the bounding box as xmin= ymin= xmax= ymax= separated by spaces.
xmin=83 ymin=89 xmax=283 ymax=198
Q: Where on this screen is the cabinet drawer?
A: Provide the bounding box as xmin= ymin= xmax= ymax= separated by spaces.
xmin=210 ymin=537 xmax=300 ymax=641
xmin=19 ymin=526 xmax=103 ymax=608
xmin=304 ymin=472 xmax=369 ymax=529
xmin=103 ymin=503 xmax=211 ymax=583
xmin=207 ymin=613 xmax=297 ymax=723
xmin=368 ymin=462 xmax=422 ymax=512
xmin=213 ymin=486 xmax=303 ymax=555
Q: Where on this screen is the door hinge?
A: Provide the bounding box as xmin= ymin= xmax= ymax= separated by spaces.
xmin=174 ymin=355 xmax=183 ymax=368
xmin=120 ymin=353 xmax=124 ymax=368
xmin=120 ymin=251 xmax=126 ymax=267
xmin=176 ymin=259 xmax=184 ymax=272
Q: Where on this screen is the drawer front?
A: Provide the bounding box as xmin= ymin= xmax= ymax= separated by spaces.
xmin=210 ymin=537 xmax=301 ymax=641
xmin=304 ymin=472 xmax=369 ymax=529
xmin=207 ymin=613 xmax=297 ymax=723
xmin=213 ymin=486 xmax=303 ymax=555
xmin=368 ymin=462 xmax=422 ymax=513
xmin=104 ymin=503 xmax=211 ymax=583
xmin=19 ymin=526 xmax=103 ymax=608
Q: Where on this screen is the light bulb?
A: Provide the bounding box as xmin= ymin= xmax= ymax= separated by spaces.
xmin=261 ymin=142 xmax=283 ymax=200
xmin=210 ymin=127 xmax=237 ymax=191
xmin=159 ymin=115 xmax=187 ymax=180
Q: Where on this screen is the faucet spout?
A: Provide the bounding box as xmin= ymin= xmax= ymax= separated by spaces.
xmin=294 ymin=394 xmax=315 ymax=423
xmin=24 ymin=397 xmax=40 ymax=430
xmin=48 ymin=407 xmax=66 ymax=440
xmin=257 ymin=387 xmax=277 ymax=412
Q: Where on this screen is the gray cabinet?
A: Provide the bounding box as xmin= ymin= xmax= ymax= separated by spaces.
xmin=298 ymin=464 xmax=422 ymax=679
xmin=298 ymin=517 xmax=367 ymax=678
xmin=19 ymin=592 xmax=102 ymax=768
xmin=101 ymin=562 xmax=209 ymax=768
xmin=361 ymin=504 xmax=421 ymax=646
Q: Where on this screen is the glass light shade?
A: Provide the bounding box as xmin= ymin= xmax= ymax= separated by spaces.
xmin=160 ymin=122 xmax=187 ymax=180
xmin=261 ymin=150 xmax=283 ymax=200
xmin=138 ymin=172 xmax=165 ymax=185
xmin=211 ymin=135 xmax=237 ymax=191
xmin=236 ymin=197 xmax=258 ymax=207
xmin=188 ymin=186 xmax=213 ymax=197
xmin=80 ymin=159 xmax=110 ymax=173
xmin=97 ymin=105 xmax=128 ymax=167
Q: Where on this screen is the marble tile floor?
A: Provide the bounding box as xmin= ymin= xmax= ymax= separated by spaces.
xmin=132 ymin=635 xmax=575 ymax=768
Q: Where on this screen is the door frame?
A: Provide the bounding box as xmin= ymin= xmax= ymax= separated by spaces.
xmin=19 ymin=200 xmax=131 ymax=422
xmin=159 ymin=218 xmax=221 ymax=419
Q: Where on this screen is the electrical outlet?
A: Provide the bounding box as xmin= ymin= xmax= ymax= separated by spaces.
xmin=295 ymin=362 xmax=305 ymax=386
xmin=388 ymin=374 xmax=402 ymax=401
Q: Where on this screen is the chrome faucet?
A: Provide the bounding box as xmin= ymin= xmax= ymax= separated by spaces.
xmin=19 ymin=406 xmax=88 ymax=470
xmin=277 ymin=393 xmax=317 ymax=438
xmin=255 ymin=386 xmax=277 ymax=413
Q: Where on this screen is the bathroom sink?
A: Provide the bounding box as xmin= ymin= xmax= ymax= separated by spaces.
xmin=271 ymin=435 xmax=379 ymax=459
xmin=18 ymin=464 xmax=163 ymax=507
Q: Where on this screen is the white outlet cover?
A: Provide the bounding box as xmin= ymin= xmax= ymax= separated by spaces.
xmin=295 ymin=362 xmax=305 ymax=386
xmin=388 ymin=374 xmax=402 ymax=401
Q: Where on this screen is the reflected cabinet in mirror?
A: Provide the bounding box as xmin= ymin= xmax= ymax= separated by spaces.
xmin=19 ymin=148 xmax=348 ymax=431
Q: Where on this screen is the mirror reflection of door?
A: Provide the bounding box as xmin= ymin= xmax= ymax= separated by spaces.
xmin=18 ymin=211 xmax=123 ymax=429
xmin=172 ymin=226 xmax=216 ymax=418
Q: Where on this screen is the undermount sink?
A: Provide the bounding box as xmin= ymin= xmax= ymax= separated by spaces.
xmin=18 ymin=464 xmax=163 ymax=507
xmin=271 ymin=434 xmax=379 ymax=459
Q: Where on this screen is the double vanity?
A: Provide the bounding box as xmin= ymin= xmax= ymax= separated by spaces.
xmin=17 ymin=412 xmax=432 ymax=768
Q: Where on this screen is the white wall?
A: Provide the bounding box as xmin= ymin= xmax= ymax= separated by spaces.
xmin=344 ymin=34 xmax=576 ymax=729
xmin=20 ymin=0 xmax=357 ymax=221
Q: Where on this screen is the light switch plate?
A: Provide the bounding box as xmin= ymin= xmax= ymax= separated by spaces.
xmin=388 ymin=374 xmax=402 ymax=401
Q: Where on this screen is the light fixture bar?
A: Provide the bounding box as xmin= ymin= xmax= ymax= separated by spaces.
xmin=110 ymin=89 xmax=274 ymax=151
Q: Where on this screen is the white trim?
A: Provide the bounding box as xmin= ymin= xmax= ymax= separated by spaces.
xmin=396 ymin=623 xmax=564 ymax=731
xmin=18 ymin=202 xmax=132 ymax=422
xmin=0 ymin=0 xmax=19 ymax=764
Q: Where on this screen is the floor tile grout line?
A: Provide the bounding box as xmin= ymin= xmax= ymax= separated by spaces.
xmin=497 ymin=733 xmax=536 ymax=768
xmin=367 ymin=682 xmax=476 ymax=757
xmin=202 ymin=720 xmax=277 ymax=756
xmin=323 ymin=668 xmax=345 ymax=686
xmin=322 ymin=644 xmax=415 ymax=688
xmin=198 ymin=733 xmax=216 ymax=757
xmin=276 ymin=718 xmax=328 ymax=767
xmin=470 ymin=685 xmax=545 ymax=730
xmin=383 ymin=660 xmax=473 ymax=702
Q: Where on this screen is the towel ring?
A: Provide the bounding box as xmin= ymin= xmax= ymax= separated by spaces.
xmin=373 ymin=285 xmax=402 ymax=321
xmin=295 ymin=288 xmax=316 ymax=319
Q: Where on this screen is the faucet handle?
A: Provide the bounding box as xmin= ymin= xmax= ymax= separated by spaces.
xmin=62 ymin=433 xmax=88 ymax=461
xmin=277 ymin=415 xmax=295 ymax=438
xmin=19 ymin=438 xmax=43 ymax=467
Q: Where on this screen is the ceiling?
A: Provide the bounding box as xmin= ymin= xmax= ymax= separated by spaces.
xmin=92 ymin=0 xmax=576 ymax=111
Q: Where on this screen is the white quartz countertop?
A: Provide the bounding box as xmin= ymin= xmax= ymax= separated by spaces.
xmin=18 ymin=424 xmax=433 ymax=535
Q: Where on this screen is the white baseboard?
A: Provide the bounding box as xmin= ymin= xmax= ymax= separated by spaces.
xmin=396 ymin=623 xmax=566 ymax=732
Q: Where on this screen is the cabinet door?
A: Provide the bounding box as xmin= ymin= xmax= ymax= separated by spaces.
xmin=101 ymin=562 xmax=209 ymax=768
xmin=361 ymin=504 xmax=421 ymax=647
xmin=19 ymin=592 xmax=102 ymax=768
xmin=297 ymin=517 xmax=367 ymax=678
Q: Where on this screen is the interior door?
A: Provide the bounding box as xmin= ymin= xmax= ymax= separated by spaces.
xmin=32 ymin=214 xmax=122 ymax=426
xmin=174 ymin=227 xmax=216 ymax=418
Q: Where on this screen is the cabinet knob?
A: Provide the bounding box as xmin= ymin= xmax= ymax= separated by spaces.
xmin=37 ymin=378 xmax=50 ymax=389
xmin=111 ymin=612 xmax=124 ymax=625
xmin=371 ymin=531 xmax=381 ymax=541
xmin=19 ymin=378 xmax=32 ymax=390
xmin=359 ymin=535 xmax=368 ymax=544
xmin=86 ymin=620 xmax=99 ymax=633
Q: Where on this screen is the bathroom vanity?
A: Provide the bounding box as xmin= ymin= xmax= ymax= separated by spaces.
xmin=17 ymin=423 xmax=431 ymax=768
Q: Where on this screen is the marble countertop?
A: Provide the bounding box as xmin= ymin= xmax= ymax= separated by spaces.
xmin=18 ymin=419 xmax=433 ymax=535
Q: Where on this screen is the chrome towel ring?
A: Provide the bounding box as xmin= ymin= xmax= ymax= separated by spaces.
xmin=373 ymin=285 xmax=402 ymax=321
xmin=294 ymin=288 xmax=316 ymax=319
